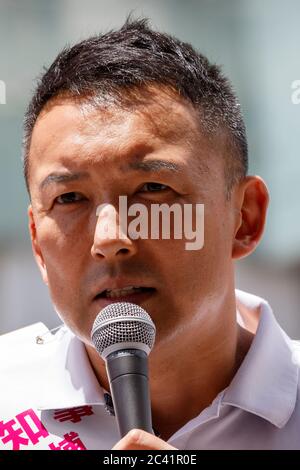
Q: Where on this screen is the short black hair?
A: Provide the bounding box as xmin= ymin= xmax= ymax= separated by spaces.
xmin=23 ymin=17 xmax=248 ymax=195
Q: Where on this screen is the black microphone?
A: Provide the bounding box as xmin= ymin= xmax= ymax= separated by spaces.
xmin=91 ymin=302 xmax=156 ymax=438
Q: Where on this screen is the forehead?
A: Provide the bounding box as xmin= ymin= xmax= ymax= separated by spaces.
xmin=32 ymin=90 xmax=198 ymax=144
xmin=28 ymin=88 xmax=217 ymax=181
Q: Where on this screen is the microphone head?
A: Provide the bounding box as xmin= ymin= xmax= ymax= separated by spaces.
xmin=91 ymin=302 xmax=156 ymax=359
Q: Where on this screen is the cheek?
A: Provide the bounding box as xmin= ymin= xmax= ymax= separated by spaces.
xmin=36 ymin=216 xmax=90 ymax=282
xmin=151 ymin=205 xmax=233 ymax=294
xmin=196 ymin=205 xmax=234 ymax=290
xmin=35 ymin=218 xmax=91 ymax=330
xmin=206 ymin=205 xmax=234 ymax=259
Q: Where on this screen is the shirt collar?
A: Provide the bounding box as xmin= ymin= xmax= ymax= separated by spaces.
xmin=37 ymin=326 xmax=106 ymax=410
xmin=222 ymin=289 xmax=299 ymax=428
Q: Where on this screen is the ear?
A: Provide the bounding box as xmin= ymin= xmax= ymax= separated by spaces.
xmin=28 ymin=205 xmax=48 ymax=285
xmin=232 ymin=176 xmax=269 ymax=260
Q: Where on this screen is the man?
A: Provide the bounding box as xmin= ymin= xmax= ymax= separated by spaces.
xmin=1 ymin=18 xmax=299 ymax=450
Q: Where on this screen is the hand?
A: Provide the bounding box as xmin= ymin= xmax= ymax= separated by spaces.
xmin=112 ymin=429 xmax=177 ymax=450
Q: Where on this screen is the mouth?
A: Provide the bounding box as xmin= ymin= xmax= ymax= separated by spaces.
xmin=95 ymin=285 xmax=155 ymax=299
xmin=93 ymin=285 xmax=156 ymax=308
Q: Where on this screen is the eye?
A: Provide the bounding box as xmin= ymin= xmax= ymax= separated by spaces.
xmin=139 ymin=182 xmax=169 ymax=192
xmin=55 ymin=192 xmax=85 ymax=205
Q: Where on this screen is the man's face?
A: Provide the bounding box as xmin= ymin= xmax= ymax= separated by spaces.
xmin=28 ymin=89 xmax=237 ymax=351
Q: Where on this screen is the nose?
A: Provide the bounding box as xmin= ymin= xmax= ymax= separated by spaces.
xmin=91 ymin=203 xmax=137 ymax=260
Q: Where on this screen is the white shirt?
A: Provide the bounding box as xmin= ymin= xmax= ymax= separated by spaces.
xmin=1 ymin=289 xmax=300 ymax=450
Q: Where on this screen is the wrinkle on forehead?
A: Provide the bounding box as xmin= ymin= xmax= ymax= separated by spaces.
xmin=30 ymin=84 xmax=214 ymax=183
xmin=36 ymin=84 xmax=203 ymax=146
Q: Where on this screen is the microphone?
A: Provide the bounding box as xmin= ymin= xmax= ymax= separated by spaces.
xmin=91 ymin=302 xmax=156 ymax=438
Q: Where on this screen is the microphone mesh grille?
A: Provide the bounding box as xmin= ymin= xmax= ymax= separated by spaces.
xmin=91 ymin=302 xmax=156 ymax=357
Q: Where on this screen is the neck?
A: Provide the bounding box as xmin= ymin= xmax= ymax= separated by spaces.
xmin=149 ymin=322 xmax=253 ymax=440
xmin=85 ymin=293 xmax=254 ymax=441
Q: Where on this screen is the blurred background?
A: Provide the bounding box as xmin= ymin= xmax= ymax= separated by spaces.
xmin=0 ymin=0 xmax=299 ymax=335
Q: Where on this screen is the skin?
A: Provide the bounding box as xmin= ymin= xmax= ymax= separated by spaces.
xmin=27 ymin=88 xmax=269 ymax=449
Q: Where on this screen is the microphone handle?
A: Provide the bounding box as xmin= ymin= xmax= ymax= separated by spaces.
xmin=106 ymin=349 xmax=153 ymax=437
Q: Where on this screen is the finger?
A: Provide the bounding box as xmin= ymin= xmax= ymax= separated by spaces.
xmin=112 ymin=429 xmax=177 ymax=450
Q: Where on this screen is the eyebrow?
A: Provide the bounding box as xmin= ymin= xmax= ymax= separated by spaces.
xmin=39 ymin=171 xmax=90 ymax=190
xmin=127 ymin=159 xmax=181 ymax=173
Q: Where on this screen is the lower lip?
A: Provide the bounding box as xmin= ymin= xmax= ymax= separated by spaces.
xmin=93 ymin=289 xmax=156 ymax=311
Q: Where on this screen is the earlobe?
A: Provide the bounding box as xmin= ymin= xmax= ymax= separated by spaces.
xmin=28 ymin=205 xmax=48 ymax=285
xmin=232 ymin=176 xmax=269 ymax=260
